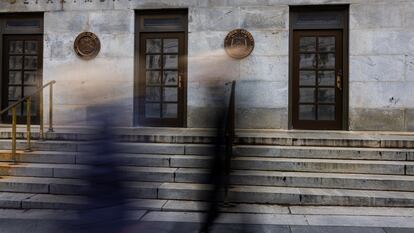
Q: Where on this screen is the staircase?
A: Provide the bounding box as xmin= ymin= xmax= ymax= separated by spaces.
xmin=0 ymin=127 xmax=414 ymax=209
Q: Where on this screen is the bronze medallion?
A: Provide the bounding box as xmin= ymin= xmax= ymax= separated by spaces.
xmin=224 ymin=29 xmax=255 ymax=59
xmin=74 ymin=32 xmax=101 ymax=60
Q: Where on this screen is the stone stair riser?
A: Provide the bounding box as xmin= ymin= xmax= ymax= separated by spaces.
xmin=232 ymin=160 xmax=411 ymax=175
xmin=233 ymin=146 xmax=414 ymax=161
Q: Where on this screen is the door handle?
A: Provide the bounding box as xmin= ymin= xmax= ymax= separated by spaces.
xmin=178 ymin=75 xmax=183 ymax=89
xmin=336 ymin=75 xmax=342 ymax=91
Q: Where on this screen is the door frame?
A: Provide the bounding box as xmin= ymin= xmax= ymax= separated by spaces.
xmin=134 ymin=9 xmax=188 ymax=127
xmin=292 ymin=30 xmax=343 ymax=130
xmin=289 ymin=5 xmax=349 ymax=130
xmin=0 ymin=13 xmax=43 ymax=124
xmin=2 ymin=34 xmax=43 ymax=124
xmin=138 ymin=32 xmax=186 ymax=127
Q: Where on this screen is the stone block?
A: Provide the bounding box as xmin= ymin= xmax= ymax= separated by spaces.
xmin=175 ymin=169 xmax=209 ymax=183
xmin=0 ymin=0 xmax=61 ymax=12
xmin=406 ymin=108 xmax=414 ymax=132
xmin=187 ymin=106 xmax=226 ymax=128
xmin=21 ymin=194 xmax=87 ymax=210
xmin=188 ymin=56 xmax=240 ymax=82
xmin=349 ymin=82 xmax=414 ymax=109
xmin=158 ymin=183 xmax=212 ymax=201
xmin=187 ymin=82 xmax=227 ymax=107
xmin=49 ymin=183 xmax=89 ymax=195
xmin=350 ymin=30 xmax=414 ymax=55
xmin=240 ymin=55 xmax=288 ymax=82
xmin=185 ymin=144 xmax=216 ymax=155
xmin=53 ymin=167 xmax=87 ymax=179
xmin=232 ymin=157 xmax=405 ymax=175
xmin=349 ymin=108 xmax=406 ymax=131
xmin=124 ymin=167 xmax=176 ymax=182
xmin=170 ymin=155 xmax=212 ymax=168
xmin=350 ymin=55 xmax=405 ymax=82
xmin=209 ymin=0 xmax=270 ymax=7
xmin=251 ymin=30 xmax=289 ymax=56
xmin=403 ymin=2 xmax=414 ymax=29
xmin=350 ymin=3 xmax=403 ymax=29
xmin=290 ymin=226 xmax=386 ymax=233
xmin=44 ymin=11 xmax=88 ymax=34
xmin=0 ymin=180 xmax=48 ymax=193
xmin=406 ymin=54 xmax=414 ymax=82
xmin=96 ymin=33 xmax=135 ymax=58
xmin=236 ymin=107 xmax=288 ymax=129
xmin=125 ymin=183 xmax=160 ymax=199
xmin=60 ymin=0 xmax=114 ymax=11
xmin=0 ymin=193 xmax=33 ymax=209
xmin=89 ymin=10 xmax=134 ymax=34
xmin=236 ymin=81 xmax=288 ymax=108
xmin=188 ymin=31 xmax=227 ymax=57
xmin=115 ymin=0 xmax=207 ymax=9
xmin=115 ymin=143 xmax=185 ymax=155
xmin=189 ymin=7 xmax=240 ymax=32
xmin=240 ymin=6 xmax=288 ymax=30
xmin=44 ymin=56 xmax=134 ymax=83
xmin=407 ymin=165 xmax=414 ymax=175
xmin=44 ymin=33 xmax=75 ymax=60
xmin=53 ymin=104 xmax=88 ymax=126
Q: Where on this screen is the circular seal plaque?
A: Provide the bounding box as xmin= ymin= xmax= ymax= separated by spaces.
xmin=74 ymin=32 xmax=101 ymax=60
xmin=224 ymin=29 xmax=255 ymax=59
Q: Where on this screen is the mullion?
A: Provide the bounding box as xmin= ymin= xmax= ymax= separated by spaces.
xmin=8 ymin=40 xmax=25 ymax=116
xmin=160 ymin=38 xmax=165 ymax=118
xmin=315 ymin=36 xmax=320 ymax=120
xmin=20 ymin=40 xmax=26 ymax=115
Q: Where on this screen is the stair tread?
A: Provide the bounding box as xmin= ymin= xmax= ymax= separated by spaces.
xmin=233 ymin=157 xmax=414 ymax=165
xmin=234 ymin=145 xmax=414 ymax=152
xmin=0 ymin=162 xmax=89 ymax=169
xmin=0 ymin=176 xmax=87 ymax=185
xmin=159 ymin=182 xmax=414 ymax=198
xmin=236 ymin=129 xmax=414 ymax=141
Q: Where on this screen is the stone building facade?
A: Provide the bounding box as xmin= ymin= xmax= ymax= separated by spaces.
xmin=0 ymin=0 xmax=413 ymax=131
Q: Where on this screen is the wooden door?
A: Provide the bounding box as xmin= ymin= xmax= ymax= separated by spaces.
xmin=138 ymin=32 xmax=186 ymax=127
xmin=292 ymin=30 xmax=343 ymax=130
xmin=2 ymin=35 xmax=42 ymax=124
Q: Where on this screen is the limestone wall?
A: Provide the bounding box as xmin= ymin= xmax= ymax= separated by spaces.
xmin=0 ymin=0 xmax=413 ymax=130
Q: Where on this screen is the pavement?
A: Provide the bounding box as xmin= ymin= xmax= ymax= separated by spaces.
xmin=1 ymin=204 xmax=414 ymax=233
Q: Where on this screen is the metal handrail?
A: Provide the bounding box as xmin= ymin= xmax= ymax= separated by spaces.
xmin=0 ymin=80 xmax=56 ymax=163
xmin=223 ymin=80 xmax=236 ymax=204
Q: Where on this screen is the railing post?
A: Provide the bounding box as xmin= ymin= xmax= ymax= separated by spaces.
xmin=39 ymin=89 xmax=44 ymax=140
xmin=11 ymin=107 xmax=17 ymax=164
xmin=25 ymin=97 xmax=31 ymax=152
xmin=48 ymin=83 xmax=54 ymax=132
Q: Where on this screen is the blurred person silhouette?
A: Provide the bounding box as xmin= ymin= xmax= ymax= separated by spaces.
xmin=198 ymin=81 xmax=246 ymax=233
xmin=73 ymin=103 xmax=130 ymax=233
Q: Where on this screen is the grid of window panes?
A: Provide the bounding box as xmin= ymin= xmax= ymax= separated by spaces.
xmin=145 ymin=38 xmax=179 ymax=119
xmin=298 ymin=36 xmax=336 ymax=121
xmin=7 ymin=39 xmax=39 ymax=116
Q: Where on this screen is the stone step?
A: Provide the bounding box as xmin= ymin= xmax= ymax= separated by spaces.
xmin=157 ymin=183 xmax=414 ymax=207
xmin=0 ymin=176 xmax=89 ymax=195
xmin=2 ymin=153 xmax=414 ymax=181
xmin=229 ymin=170 xmax=414 ymax=192
xmin=2 ymin=127 xmax=414 ymax=148
xmin=235 ymin=130 xmax=414 ymax=148
xmin=232 ymin=157 xmax=414 ymax=175
xmin=234 ymin=145 xmax=414 ymax=161
xmin=3 ymin=178 xmax=414 ymax=207
xmin=0 ymin=151 xmax=79 ymax=164
xmin=4 ymin=166 xmax=414 ymax=194
xmin=0 ymin=140 xmax=215 ymax=154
